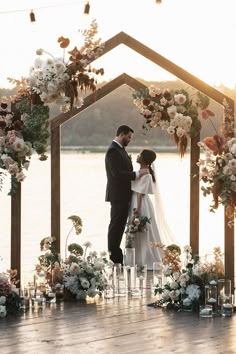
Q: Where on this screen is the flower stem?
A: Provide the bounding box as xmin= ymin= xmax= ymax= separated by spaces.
xmin=65 ymin=225 xmax=74 ymax=259
xmin=209 ymin=118 xmax=219 ymax=135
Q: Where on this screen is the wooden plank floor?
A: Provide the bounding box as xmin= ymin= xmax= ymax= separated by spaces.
xmin=1 ymin=276 xmax=236 ymax=354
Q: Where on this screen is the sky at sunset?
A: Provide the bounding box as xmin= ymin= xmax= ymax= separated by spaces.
xmin=0 ymin=0 xmax=236 ymax=89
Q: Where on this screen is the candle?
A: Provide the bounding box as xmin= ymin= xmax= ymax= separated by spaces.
xmin=183 ymin=298 xmax=191 ymax=306
xmin=199 ymin=305 xmax=213 ymax=317
xmin=200 ymin=308 xmax=211 ymax=315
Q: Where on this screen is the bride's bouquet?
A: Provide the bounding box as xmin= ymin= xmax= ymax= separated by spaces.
xmin=125 ymin=211 xmax=151 ymax=248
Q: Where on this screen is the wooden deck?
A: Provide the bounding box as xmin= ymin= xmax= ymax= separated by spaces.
xmin=1 ymin=278 xmax=236 ymax=354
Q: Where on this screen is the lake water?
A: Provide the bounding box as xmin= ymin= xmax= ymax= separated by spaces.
xmin=0 ymin=151 xmax=226 ymax=283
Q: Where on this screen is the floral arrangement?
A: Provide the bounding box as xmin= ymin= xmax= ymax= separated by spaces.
xmin=0 ymin=270 xmax=22 ymax=318
xmin=36 ymin=215 xmax=111 ymax=300
xmin=8 ymin=19 xmax=104 ymax=113
xmin=125 ymin=211 xmax=151 ymax=248
xmin=1 ymin=20 xmax=104 ymax=195
xmin=149 ymin=244 xmax=224 ymax=311
xmin=197 ymin=100 xmax=236 ymax=220
xmin=0 ymin=98 xmax=49 ymax=194
xmin=132 ymin=86 xmax=211 ymax=156
xmin=62 ymin=241 xmax=110 ymax=300
xmin=37 ymin=236 xmax=62 ymax=288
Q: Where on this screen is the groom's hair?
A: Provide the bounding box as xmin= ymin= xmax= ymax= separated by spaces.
xmin=116 ymin=125 xmax=134 ymax=136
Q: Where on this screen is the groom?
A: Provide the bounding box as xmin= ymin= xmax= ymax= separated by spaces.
xmin=105 ymin=125 xmax=148 ymax=264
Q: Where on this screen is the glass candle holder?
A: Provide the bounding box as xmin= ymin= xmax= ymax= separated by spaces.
xmin=124 ymin=265 xmax=136 ymax=293
xmin=153 ymin=262 xmax=163 ymax=288
xmin=221 ymin=301 xmax=233 ymax=317
xmin=205 ymin=282 xmax=218 ymax=314
xmin=124 ymin=248 xmax=135 ymax=267
xmin=113 ymin=264 xmax=126 ymax=297
xmin=218 ymin=279 xmax=231 ymax=308
xmin=131 ymin=264 xmax=147 ymax=296
xmin=199 ymin=305 xmax=213 ymax=318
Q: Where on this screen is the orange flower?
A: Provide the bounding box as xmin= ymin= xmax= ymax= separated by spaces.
xmin=57 ymin=36 xmax=70 ymax=48
xmin=203 ymin=135 xmax=225 ymax=155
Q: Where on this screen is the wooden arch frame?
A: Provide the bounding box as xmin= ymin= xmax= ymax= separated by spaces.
xmin=11 ymin=32 xmax=234 ymax=287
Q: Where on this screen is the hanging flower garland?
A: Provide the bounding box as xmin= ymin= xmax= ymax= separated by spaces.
xmin=132 ymin=85 xmax=211 ymax=157
xmin=0 ymin=98 xmax=49 ymax=195
xmin=197 ymin=99 xmax=236 ymax=221
xmin=0 ymin=20 xmax=105 ymax=195
xmin=8 ymin=19 xmax=104 ymax=112
xmin=0 ymin=20 xmax=104 ymax=195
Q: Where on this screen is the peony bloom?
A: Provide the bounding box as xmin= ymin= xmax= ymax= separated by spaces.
xmin=174 ymin=94 xmax=186 ymax=105
xmin=12 ymin=137 xmax=25 ymax=152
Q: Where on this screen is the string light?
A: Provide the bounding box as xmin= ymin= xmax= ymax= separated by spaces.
xmin=84 ymin=1 xmax=90 ymax=15
xmin=30 ymin=10 xmax=36 ymax=22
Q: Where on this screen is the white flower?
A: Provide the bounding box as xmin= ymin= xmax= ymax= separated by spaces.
xmin=170 ymin=281 xmax=179 ymax=290
xmin=16 ymin=171 xmax=26 ymax=182
xmin=12 ymin=137 xmax=25 ymax=152
xmin=36 ymin=48 xmax=44 ymax=55
xmin=162 ymin=265 xmax=172 ymax=276
xmin=83 ymin=241 xmax=92 ymax=248
xmin=179 ymin=273 xmax=189 ymax=287
xmin=174 ymin=93 xmax=187 ymax=105
xmin=169 ymin=289 xmax=180 ymax=301
xmin=183 ymin=245 xmax=192 ymax=253
xmin=185 ymin=284 xmax=201 ymax=300
xmin=0 ymin=296 xmax=6 ymax=305
xmin=70 ymin=262 xmax=79 ymax=273
xmin=0 ymin=273 xmax=8 ymax=281
xmin=192 ymin=264 xmax=202 ymax=277
xmin=133 ymin=218 xmax=140 ymax=226
xmin=0 ymin=305 xmax=7 ymax=318
xmin=229 ymin=143 xmax=236 ymax=155
xmin=80 ymin=277 xmax=90 ymax=289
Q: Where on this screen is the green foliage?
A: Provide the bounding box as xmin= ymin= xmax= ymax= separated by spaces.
xmin=38 ymin=237 xmax=60 ymax=269
xmin=16 ymin=98 xmax=50 ymax=158
xmin=68 ymin=243 xmax=84 ymax=257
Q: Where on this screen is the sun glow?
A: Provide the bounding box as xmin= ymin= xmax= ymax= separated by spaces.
xmin=0 ymin=0 xmax=236 ymax=89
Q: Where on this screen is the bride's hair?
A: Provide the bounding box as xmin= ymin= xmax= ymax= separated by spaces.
xmin=140 ymin=149 xmax=156 ymax=182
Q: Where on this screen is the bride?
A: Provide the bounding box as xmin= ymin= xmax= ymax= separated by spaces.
xmin=127 ymin=149 xmax=176 ymax=270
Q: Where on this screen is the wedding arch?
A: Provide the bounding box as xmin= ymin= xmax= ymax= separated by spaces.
xmin=11 ymin=32 xmax=234 ymax=288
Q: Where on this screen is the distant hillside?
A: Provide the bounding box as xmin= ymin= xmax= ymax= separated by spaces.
xmin=1 ymin=79 xmax=236 ymax=149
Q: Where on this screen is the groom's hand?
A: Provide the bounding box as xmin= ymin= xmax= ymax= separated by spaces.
xmin=139 ymin=168 xmax=149 ymax=177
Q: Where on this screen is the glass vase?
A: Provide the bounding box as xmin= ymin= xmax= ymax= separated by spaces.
xmin=205 ymin=282 xmax=218 ymax=315
xmin=113 ymin=263 xmax=126 ymax=296
xmin=132 ymin=264 xmax=147 ymax=296
xmin=153 ymin=262 xmax=163 ymax=288
xmin=124 ymin=248 xmax=135 ymax=267
xmin=124 ymin=265 xmax=136 ymax=293
xmin=218 ymin=279 xmax=233 ymax=316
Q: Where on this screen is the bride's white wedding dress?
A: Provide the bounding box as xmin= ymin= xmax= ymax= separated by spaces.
xmin=128 ymin=172 xmax=176 ymax=270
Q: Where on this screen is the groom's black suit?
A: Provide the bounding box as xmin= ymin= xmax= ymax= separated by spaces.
xmin=105 ymin=141 xmax=136 ymax=264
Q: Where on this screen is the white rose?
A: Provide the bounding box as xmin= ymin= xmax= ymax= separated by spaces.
xmin=0 ymin=305 xmax=7 ymax=318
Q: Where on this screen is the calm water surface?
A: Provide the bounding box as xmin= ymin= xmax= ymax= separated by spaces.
xmin=0 ymin=151 xmax=226 ymax=283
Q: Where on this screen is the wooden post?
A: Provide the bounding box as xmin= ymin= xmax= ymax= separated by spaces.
xmin=190 ymin=133 xmax=200 ymax=255
xmin=224 ymin=212 xmax=234 ymax=292
xmin=11 ymin=181 xmax=21 ymax=287
xmin=51 ymin=126 xmax=61 ymax=253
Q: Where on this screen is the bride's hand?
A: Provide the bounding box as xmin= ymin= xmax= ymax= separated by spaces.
xmin=133 ymin=208 xmax=140 ymax=215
